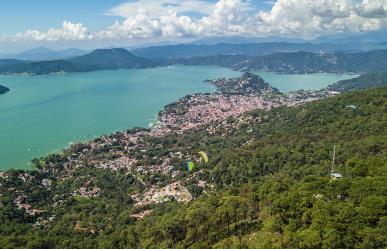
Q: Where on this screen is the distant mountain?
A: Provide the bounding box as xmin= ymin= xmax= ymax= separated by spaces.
xmin=191 ymin=36 xmax=307 ymax=45
xmin=132 ymin=42 xmax=387 ymax=59
xmin=69 ymin=48 xmax=156 ymax=70
xmin=172 ymin=50 xmax=387 ymax=74
xmin=327 ymin=71 xmax=387 ymax=92
xmin=0 ymin=84 xmax=10 ymax=94
xmin=0 ymin=47 xmax=88 ymax=61
xmin=314 ymin=29 xmax=387 ymax=44
xmin=0 ymin=59 xmax=26 ymax=66
xmin=2 ymin=47 xmax=387 ymax=76
xmin=0 ymin=48 xmax=158 ymax=75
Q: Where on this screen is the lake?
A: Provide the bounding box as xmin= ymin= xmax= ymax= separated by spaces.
xmin=0 ymin=66 xmax=354 ymax=170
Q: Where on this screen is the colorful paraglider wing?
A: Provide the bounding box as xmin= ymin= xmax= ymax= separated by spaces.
xmin=187 ymin=161 xmax=195 ymax=172
xmin=198 ymin=151 xmax=209 ymax=163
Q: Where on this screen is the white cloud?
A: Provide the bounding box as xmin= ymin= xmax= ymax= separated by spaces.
xmin=5 ymin=21 xmax=92 ymax=42
xmin=108 ymin=0 xmax=216 ymax=18
xmin=99 ymin=0 xmax=251 ymax=40
xmin=252 ymin=0 xmax=387 ymax=36
xmin=2 ymin=0 xmax=387 ymax=44
xmin=102 ymin=0 xmax=387 ymax=40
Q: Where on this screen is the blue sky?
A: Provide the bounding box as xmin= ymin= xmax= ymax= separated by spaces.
xmin=0 ymin=0 xmax=386 ymax=52
xmin=0 ymin=0 xmax=273 ymax=34
xmin=0 ymin=0 xmax=123 ymax=33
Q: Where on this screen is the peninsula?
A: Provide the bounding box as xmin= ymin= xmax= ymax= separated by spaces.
xmin=0 ymin=72 xmax=385 ymax=249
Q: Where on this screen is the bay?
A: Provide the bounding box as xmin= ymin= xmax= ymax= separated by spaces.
xmin=0 ymin=66 xmax=354 ymax=170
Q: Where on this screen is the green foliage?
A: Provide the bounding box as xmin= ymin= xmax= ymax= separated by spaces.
xmin=0 ymin=49 xmax=157 ymax=75
xmin=328 ymin=71 xmax=387 ymax=92
xmin=0 ymin=88 xmax=386 ymax=248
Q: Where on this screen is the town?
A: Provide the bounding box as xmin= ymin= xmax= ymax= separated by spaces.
xmin=0 ymin=72 xmax=340 ymax=224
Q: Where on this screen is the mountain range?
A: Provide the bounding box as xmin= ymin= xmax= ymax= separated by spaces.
xmin=131 ymin=42 xmax=387 ymax=59
xmin=0 ymin=48 xmax=157 ymax=75
xmin=0 ymin=47 xmax=88 ymax=61
xmin=171 ymin=50 xmax=387 ymax=74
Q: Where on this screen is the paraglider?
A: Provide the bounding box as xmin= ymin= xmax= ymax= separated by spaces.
xmin=185 ymin=151 xmax=208 ymax=173
xmin=345 ymin=105 xmax=357 ymax=109
xmin=198 ymin=151 xmax=209 ymax=163
xmin=187 ymin=161 xmax=195 ymax=172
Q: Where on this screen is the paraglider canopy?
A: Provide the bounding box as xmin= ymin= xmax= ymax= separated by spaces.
xmin=198 ymin=151 xmax=208 ymax=163
xmin=345 ymin=105 xmax=357 ymax=109
xmin=187 ymin=161 xmax=195 ymax=172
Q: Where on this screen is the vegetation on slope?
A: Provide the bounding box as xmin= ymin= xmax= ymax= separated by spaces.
xmin=172 ymin=50 xmax=387 ymax=73
xmin=328 ymin=71 xmax=387 ymax=92
xmin=0 ymin=49 xmax=157 ymax=75
xmin=132 ymin=42 xmax=387 ymax=59
xmin=2 ymin=48 xmax=387 ymax=75
xmin=0 ymin=88 xmax=386 ymax=248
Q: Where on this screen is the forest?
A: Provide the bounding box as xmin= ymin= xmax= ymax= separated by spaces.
xmin=0 ymin=88 xmax=386 ymax=248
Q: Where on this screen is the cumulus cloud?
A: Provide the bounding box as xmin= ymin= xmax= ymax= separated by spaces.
xmin=4 ymin=21 xmax=92 ymax=42
xmin=253 ymin=0 xmax=387 ymax=36
xmin=108 ymin=0 xmax=216 ymax=18
xmin=99 ymin=0 xmax=251 ymax=40
xmin=102 ymin=0 xmax=387 ymax=40
xmin=2 ymin=0 xmax=387 ymax=43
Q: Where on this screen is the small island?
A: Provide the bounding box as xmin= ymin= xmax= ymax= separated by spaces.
xmin=0 ymin=84 xmax=10 ymax=94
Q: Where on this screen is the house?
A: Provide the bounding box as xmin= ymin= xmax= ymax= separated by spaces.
xmin=330 ymin=173 xmax=343 ymax=180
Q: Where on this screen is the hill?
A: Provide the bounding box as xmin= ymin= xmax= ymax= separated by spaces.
xmin=132 ymin=42 xmax=387 ymax=59
xmin=208 ymin=72 xmax=280 ymax=95
xmin=314 ymin=29 xmax=387 ymax=44
xmin=0 ymin=84 xmax=9 ymax=94
xmin=191 ymin=36 xmax=307 ymax=45
xmin=0 ymin=48 xmax=158 ymax=75
xmin=0 ymin=47 xmax=88 ymax=61
xmin=68 ymin=48 xmax=156 ymax=70
xmin=0 ymin=59 xmax=26 ymax=66
xmin=0 ymin=86 xmax=385 ymax=248
xmin=1 ymin=47 xmax=387 ymax=75
xmin=173 ymin=50 xmax=387 ymax=74
xmin=328 ymin=71 xmax=387 ymax=92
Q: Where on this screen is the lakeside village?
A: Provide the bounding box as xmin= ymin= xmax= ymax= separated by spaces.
xmin=0 ymin=72 xmax=339 ymax=224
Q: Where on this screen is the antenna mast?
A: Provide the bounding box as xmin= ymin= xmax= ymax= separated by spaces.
xmin=331 ymin=145 xmax=336 ymax=173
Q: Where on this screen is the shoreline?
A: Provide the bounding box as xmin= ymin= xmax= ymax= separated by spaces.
xmin=0 ymin=71 xmax=346 ymax=172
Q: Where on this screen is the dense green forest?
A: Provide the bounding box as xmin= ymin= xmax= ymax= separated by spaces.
xmin=0 ymin=49 xmax=157 ymax=75
xmin=1 ymin=87 xmax=386 ymax=248
xmin=131 ymin=42 xmax=387 ymax=58
xmin=327 ymin=71 xmax=387 ymax=92
xmin=172 ymin=50 xmax=387 ymax=73
xmin=2 ymin=48 xmax=387 ymax=75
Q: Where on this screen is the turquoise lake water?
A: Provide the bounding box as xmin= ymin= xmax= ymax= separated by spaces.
xmin=0 ymin=66 xmax=354 ymax=170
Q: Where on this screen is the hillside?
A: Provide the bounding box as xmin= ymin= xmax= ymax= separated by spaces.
xmin=327 ymin=71 xmax=387 ymax=92
xmin=0 ymin=84 xmax=9 ymax=94
xmin=132 ymin=42 xmax=387 ymax=58
xmin=0 ymin=87 xmax=386 ymax=248
xmin=208 ymin=72 xmax=280 ymax=95
xmin=1 ymin=48 xmax=387 ymax=75
xmin=0 ymin=49 xmax=157 ymax=75
xmin=0 ymin=59 xmax=26 ymax=66
xmin=172 ymin=50 xmax=387 ymax=73
xmin=68 ymin=48 xmax=156 ymax=70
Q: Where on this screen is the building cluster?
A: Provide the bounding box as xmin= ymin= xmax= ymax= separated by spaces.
xmin=73 ymin=181 xmax=101 ymax=198
xmin=157 ymin=94 xmax=280 ymax=134
xmin=14 ymin=195 xmax=43 ymax=216
xmin=1 ymin=73 xmax=344 ymax=224
xmin=133 ymin=181 xmax=192 ymax=208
